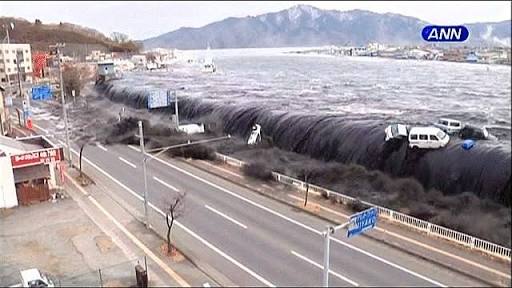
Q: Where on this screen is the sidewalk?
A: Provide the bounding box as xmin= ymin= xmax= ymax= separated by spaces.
xmin=182 ymin=157 xmax=512 ymax=287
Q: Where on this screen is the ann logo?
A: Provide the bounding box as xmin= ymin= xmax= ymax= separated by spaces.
xmin=422 ymin=25 xmax=469 ymax=42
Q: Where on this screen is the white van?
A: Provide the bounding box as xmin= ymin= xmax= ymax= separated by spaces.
xmin=434 ymin=118 xmax=463 ymax=134
xmin=408 ymin=127 xmax=449 ymax=149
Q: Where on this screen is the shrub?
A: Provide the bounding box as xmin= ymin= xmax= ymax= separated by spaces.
xmin=170 ymin=145 xmax=216 ymax=161
xmin=346 ymin=199 xmax=369 ymax=213
xmin=242 ymin=162 xmax=273 ymax=181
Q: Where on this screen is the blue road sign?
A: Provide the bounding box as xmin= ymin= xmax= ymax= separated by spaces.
xmin=147 ymin=90 xmax=171 ymax=109
xmin=347 ymin=207 xmax=378 ymax=238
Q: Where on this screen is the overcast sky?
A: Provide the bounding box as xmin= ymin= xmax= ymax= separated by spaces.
xmin=0 ymin=1 xmax=510 ymax=40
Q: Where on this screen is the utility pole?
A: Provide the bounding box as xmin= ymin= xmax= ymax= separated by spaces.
xmin=53 ymin=43 xmax=72 ymax=165
xmin=3 ymin=23 xmax=13 ymax=134
xmin=138 ymin=120 xmax=150 ymax=228
xmin=174 ymin=90 xmax=179 ymax=129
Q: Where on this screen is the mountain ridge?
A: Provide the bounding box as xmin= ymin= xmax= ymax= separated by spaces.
xmin=143 ymin=4 xmax=511 ymax=49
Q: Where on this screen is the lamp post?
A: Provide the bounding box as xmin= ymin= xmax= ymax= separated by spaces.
xmin=51 ymin=43 xmax=72 ymax=165
xmin=2 ymin=22 xmax=14 ymax=134
xmin=137 ymin=120 xmax=230 ymax=228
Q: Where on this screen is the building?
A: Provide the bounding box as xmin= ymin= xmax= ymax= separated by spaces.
xmin=86 ymin=49 xmax=113 ymax=62
xmin=466 ymin=51 xmax=479 ymax=63
xmin=0 ymin=85 xmax=6 ymax=135
xmin=96 ymin=61 xmax=116 ymax=82
xmin=0 ymin=43 xmax=33 ymax=85
xmin=0 ymin=135 xmax=64 ymax=208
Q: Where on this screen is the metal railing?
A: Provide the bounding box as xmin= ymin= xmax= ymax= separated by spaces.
xmin=214 ymin=152 xmax=511 ymax=261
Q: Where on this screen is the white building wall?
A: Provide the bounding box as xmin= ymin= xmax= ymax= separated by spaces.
xmin=0 ymin=155 xmax=18 ymax=208
xmin=0 ymin=43 xmax=33 ymax=84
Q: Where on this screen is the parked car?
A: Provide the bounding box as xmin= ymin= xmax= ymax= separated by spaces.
xmin=384 ymin=124 xmax=409 ymax=141
xmin=458 ymin=124 xmax=491 ymax=140
xmin=433 ymin=118 xmax=463 ymax=134
xmin=408 ymin=127 xmax=450 ymax=149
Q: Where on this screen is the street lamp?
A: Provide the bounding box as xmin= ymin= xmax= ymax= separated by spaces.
xmin=50 ymin=43 xmax=72 ymax=165
xmin=2 ymin=22 xmax=14 ymax=134
xmin=137 ymin=120 xmax=231 ymax=228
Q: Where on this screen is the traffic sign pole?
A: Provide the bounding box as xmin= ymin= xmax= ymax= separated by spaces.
xmin=322 ymin=207 xmax=377 ymax=287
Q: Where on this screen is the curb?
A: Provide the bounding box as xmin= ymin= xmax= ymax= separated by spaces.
xmin=178 ymin=157 xmax=501 ymax=287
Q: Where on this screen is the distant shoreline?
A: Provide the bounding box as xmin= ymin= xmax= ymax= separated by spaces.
xmin=284 ymin=50 xmax=512 ymax=66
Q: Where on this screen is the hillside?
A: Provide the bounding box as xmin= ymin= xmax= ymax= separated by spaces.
xmin=143 ymin=4 xmax=511 ymax=49
xmin=0 ymin=17 xmax=140 ymax=52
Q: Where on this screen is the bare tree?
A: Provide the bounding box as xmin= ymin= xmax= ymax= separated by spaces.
xmin=76 ymin=133 xmax=94 ymax=177
xmin=165 ymin=192 xmax=186 ymax=255
xmin=110 ymin=32 xmax=129 ymax=43
xmin=301 ymin=169 xmax=311 ymax=207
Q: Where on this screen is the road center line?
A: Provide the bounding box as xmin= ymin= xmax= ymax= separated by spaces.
xmin=205 ymin=204 xmax=248 ymax=229
xmin=153 ymin=176 xmax=180 ymax=192
xmin=291 ymin=250 xmax=359 ymax=286
xmin=128 ymin=145 xmax=141 ymax=152
xmin=119 ymin=156 xmax=137 ymax=168
xmin=96 ymin=143 xmax=108 ymax=152
xmin=147 ymin=154 xmax=446 ymax=287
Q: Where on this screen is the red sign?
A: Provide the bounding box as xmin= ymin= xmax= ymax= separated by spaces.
xmin=11 ymin=147 xmax=64 ymax=168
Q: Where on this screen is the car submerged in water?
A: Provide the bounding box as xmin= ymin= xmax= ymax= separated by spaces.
xmin=384 ymin=124 xmax=409 ymax=141
xmin=408 ymin=127 xmax=450 ymax=149
xmin=434 ymin=118 xmax=463 ymax=135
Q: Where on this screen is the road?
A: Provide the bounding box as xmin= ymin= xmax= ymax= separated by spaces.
xmin=20 ymin=103 xmax=491 ymax=287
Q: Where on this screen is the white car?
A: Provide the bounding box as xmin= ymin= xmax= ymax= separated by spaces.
xmin=384 ymin=124 xmax=408 ymax=141
xmin=434 ymin=118 xmax=463 ymax=134
xmin=408 ymin=127 xmax=449 ymax=149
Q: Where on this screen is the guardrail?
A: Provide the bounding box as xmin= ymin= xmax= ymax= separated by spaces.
xmin=214 ymin=152 xmax=511 ymax=261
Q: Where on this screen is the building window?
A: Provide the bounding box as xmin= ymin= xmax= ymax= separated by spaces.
xmin=5 ymin=50 xmax=8 ymax=54
xmin=7 ymin=68 xmax=11 ymax=72
xmin=12 ymin=50 xmax=15 ymax=54
xmin=25 ymin=50 xmax=29 ymax=54
xmin=6 ymin=59 xmax=9 ymax=63
xmin=0 ymin=68 xmax=3 ymax=72
xmin=26 ymin=58 xmax=30 ymax=62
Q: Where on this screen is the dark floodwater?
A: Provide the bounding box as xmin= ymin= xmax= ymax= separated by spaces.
xmin=99 ymin=49 xmax=511 ymax=205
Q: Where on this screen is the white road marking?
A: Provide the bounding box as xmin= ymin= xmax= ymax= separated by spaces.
xmin=153 ymin=176 xmax=180 ymax=192
xmin=70 ymin=149 xmax=274 ymax=287
xmin=65 ymin=174 xmax=190 ymax=287
xmin=205 ymin=204 xmax=248 ymax=229
xmin=202 ymin=283 xmax=210 ymax=287
xmin=128 ymin=145 xmax=141 ymax=152
xmin=119 ymin=156 xmax=137 ymax=168
xmin=96 ymin=143 xmax=108 ymax=152
xmin=291 ymin=250 xmax=359 ymax=286
xmin=148 ymin=155 xmax=447 ymax=287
